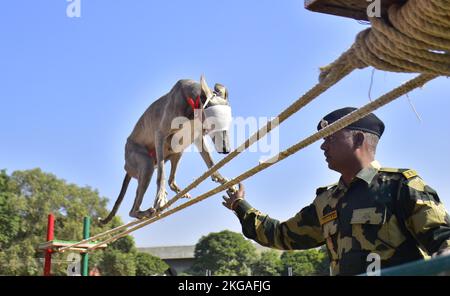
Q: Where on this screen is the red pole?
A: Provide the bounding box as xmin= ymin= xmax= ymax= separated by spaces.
xmin=43 ymin=214 xmax=55 ymax=276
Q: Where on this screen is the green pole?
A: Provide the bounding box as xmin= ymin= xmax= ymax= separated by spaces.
xmin=81 ymin=217 xmax=90 ymax=276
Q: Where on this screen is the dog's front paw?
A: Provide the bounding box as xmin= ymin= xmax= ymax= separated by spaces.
xmin=169 ymin=181 xmax=190 ymax=199
xmin=211 ymin=173 xmax=228 ymax=184
xmin=227 ymin=185 xmax=239 ymax=195
xmin=154 ymin=189 xmax=168 ymax=210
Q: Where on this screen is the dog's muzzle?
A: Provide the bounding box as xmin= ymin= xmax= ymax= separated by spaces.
xmin=203 ymin=105 xmax=232 ymax=154
xmin=203 ymin=105 xmax=232 ymax=134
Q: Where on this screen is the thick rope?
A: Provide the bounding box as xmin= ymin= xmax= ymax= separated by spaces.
xmin=58 ymin=54 xmax=355 ymax=253
xmin=157 ymin=64 xmax=353 ymax=214
xmin=320 ymin=0 xmax=450 ymax=79
xmin=87 ymin=74 xmax=436 ymax=251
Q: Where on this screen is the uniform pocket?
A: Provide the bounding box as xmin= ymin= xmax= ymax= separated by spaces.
xmin=322 ymin=220 xmax=339 ymax=261
xmin=350 ymin=207 xmax=386 ymax=225
xmin=350 ymin=207 xmax=393 ymax=250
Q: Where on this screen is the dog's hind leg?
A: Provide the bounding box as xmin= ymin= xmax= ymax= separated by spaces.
xmin=153 ymin=131 xmax=168 ymax=210
xmin=168 ymin=153 xmax=191 ymax=199
xmin=128 ymin=152 xmax=156 ymax=219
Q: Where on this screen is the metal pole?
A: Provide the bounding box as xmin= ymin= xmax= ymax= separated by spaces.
xmin=81 ymin=217 xmax=90 ymax=276
xmin=44 ymin=214 xmax=55 ymax=276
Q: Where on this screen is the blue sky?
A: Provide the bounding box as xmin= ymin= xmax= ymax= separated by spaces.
xmin=1 ymin=1 xmax=449 ymax=247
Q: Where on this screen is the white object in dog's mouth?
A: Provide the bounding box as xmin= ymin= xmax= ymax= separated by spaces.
xmin=203 ymin=105 xmax=232 ymax=133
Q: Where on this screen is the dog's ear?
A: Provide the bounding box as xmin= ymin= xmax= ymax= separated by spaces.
xmin=200 ymin=75 xmax=213 ymax=99
xmin=214 ymin=83 xmax=228 ymax=101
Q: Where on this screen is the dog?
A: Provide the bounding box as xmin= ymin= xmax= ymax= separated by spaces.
xmin=100 ymin=76 xmax=232 ymax=224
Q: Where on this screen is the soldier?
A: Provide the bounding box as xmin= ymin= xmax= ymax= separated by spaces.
xmin=223 ymin=107 xmax=450 ymax=275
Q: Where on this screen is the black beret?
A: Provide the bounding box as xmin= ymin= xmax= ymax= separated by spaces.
xmin=317 ymin=107 xmax=385 ymax=138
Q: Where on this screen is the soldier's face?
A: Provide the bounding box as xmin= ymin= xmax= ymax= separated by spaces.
xmin=320 ymin=129 xmax=356 ymax=172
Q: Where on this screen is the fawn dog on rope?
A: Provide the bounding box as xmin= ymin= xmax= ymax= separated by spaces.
xmin=100 ymin=76 xmax=232 ymax=224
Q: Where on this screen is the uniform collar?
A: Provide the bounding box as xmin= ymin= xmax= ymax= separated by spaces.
xmin=355 ymin=160 xmax=381 ymax=185
xmin=336 ymin=160 xmax=381 ymax=191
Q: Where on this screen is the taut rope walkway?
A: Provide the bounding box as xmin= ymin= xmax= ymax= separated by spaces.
xmin=86 ymin=74 xmax=435 ymax=251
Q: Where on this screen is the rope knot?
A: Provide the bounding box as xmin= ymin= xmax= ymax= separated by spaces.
xmin=319 ymin=0 xmax=450 ymax=82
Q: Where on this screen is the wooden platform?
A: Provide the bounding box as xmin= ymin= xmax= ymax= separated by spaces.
xmin=305 ymin=0 xmax=406 ymax=21
xmin=38 ymin=240 xmax=107 ymax=252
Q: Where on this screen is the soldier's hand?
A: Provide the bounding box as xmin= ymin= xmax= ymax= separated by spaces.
xmin=222 ymin=183 xmax=245 ymax=210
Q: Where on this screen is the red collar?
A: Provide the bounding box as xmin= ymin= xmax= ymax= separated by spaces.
xmin=186 ymin=96 xmax=201 ymax=111
xmin=147 ymin=149 xmax=157 ymax=165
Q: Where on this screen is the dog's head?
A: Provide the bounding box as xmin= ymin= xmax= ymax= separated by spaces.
xmin=200 ymin=75 xmax=232 ymax=154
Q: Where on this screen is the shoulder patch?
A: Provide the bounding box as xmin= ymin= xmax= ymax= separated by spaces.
xmin=316 ymin=183 xmax=337 ymax=196
xmin=402 ymin=169 xmax=418 ymax=179
xmin=380 ymin=167 xmax=418 ymax=179
xmin=406 ymin=176 xmax=426 ymax=192
xmin=379 ymin=167 xmax=402 ymax=173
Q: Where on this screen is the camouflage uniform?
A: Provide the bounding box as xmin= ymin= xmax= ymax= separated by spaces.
xmin=233 ymin=161 xmax=450 ymax=275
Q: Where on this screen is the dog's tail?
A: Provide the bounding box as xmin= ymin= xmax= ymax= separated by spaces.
xmin=99 ymin=173 xmax=131 ymax=225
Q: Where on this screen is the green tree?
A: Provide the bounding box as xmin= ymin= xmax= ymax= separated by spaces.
xmin=98 ymin=249 xmax=137 ymax=276
xmin=0 ymin=170 xmax=22 ymax=248
xmin=135 ymin=253 xmax=169 ymax=276
xmin=280 ymin=248 xmax=329 ymax=276
xmin=111 ymin=236 xmax=137 ymax=253
xmin=316 ymin=246 xmax=330 ymax=275
xmin=95 ymin=236 xmax=138 ymax=276
xmin=251 ymin=250 xmax=283 ymax=276
xmin=0 ymin=168 xmax=140 ymax=276
xmin=189 ymin=230 xmax=258 ymax=276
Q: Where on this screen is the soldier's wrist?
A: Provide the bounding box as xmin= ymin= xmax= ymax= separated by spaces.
xmin=231 ymin=198 xmax=244 ymax=211
xmin=233 ymin=200 xmax=253 ymax=218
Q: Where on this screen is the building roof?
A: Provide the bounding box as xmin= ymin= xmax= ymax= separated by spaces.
xmin=138 ymin=245 xmax=196 ymax=259
xmin=138 ymin=244 xmax=281 ymax=260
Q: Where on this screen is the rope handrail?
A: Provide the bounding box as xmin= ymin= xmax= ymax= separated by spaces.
xmin=86 ymin=74 xmax=436 ymax=251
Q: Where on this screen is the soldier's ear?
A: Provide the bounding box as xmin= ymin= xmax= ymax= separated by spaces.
xmin=354 ymin=131 xmax=365 ymax=148
xmin=200 ymin=75 xmax=213 ymax=99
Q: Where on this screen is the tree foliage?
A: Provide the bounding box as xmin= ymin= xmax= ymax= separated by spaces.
xmin=280 ymin=247 xmax=329 ymax=276
xmin=135 ymin=252 xmax=169 ymax=276
xmin=189 ymin=230 xmax=258 ymax=276
xmin=98 ymin=248 xmax=137 ymax=276
xmin=0 ymin=168 xmax=167 ymax=276
xmin=0 ymin=170 xmax=21 ymax=248
xmin=186 ymin=230 xmax=329 ymax=276
xmin=251 ymin=250 xmax=283 ymax=276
